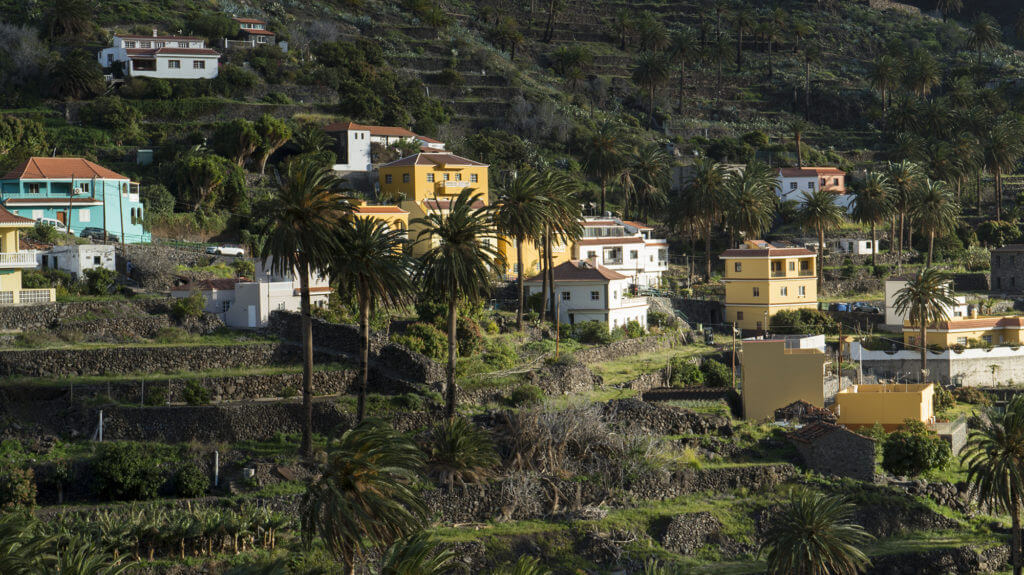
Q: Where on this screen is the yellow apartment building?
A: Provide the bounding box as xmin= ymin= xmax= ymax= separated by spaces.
xmin=903 ymin=316 xmax=1024 ymax=349
xmin=833 ymin=383 xmax=935 ymax=430
xmin=740 ymin=337 xmax=827 ymax=421
xmin=721 ymin=240 xmax=818 ymax=331
xmin=351 ymin=201 xmax=410 ymax=233
xmin=0 ymin=206 xmax=55 ymax=304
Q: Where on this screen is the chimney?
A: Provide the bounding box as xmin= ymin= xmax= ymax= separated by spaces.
xmin=152 ymin=28 xmax=158 ymax=37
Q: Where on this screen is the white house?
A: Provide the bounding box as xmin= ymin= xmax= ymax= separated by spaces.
xmin=324 ymin=122 xmax=446 ymax=172
xmin=171 ymin=261 xmax=331 ymax=328
xmin=572 ymin=217 xmax=668 ymax=288
xmin=830 ymin=237 xmax=879 ymax=256
xmin=38 ymin=244 xmax=116 ymax=279
xmin=98 ymin=31 xmax=221 ymax=80
xmin=223 ymin=17 xmax=277 ymax=50
xmin=525 ymin=259 xmax=648 ymax=331
xmin=884 ymin=277 xmax=968 ymax=327
xmin=775 ymin=167 xmax=853 ymax=212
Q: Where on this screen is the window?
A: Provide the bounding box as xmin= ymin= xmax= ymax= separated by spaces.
xmin=385 ymin=174 xmax=393 ymax=184
xmin=798 ymin=286 xmax=806 ymax=296
xmin=169 ymin=60 xmax=181 ymax=69
xmin=790 ymin=182 xmax=798 ymax=190
xmin=788 ymin=261 xmax=795 ymax=271
xmin=808 ymin=181 xmax=815 ymax=190
xmin=80 ymin=182 xmax=89 ymax=194
xmin=177 ymin=42 xmax=187 ymax=47
xmin=561 ymin=291 xmax=571 ymax=301
xmin=734 ymin=262 xmax=742 ymax=272
xmin=193 ymin=60 xmax=206 ymax=69
xmin=630 ymin=250 xmax=638 ymax=260
xmin=124 ymin=41 xmax=137 ymax=48
xmin=78 ymin=210 xmax=90 ymax=223
xmin=221 ymin=301 xmax=231 ymax=313
xmin=402 ymin=173 xmax=410 ymax=183
xmin=444 ymin=173 xmax=450 ymax=181
xmin=752 ymin=287 xmax=759 ymax=297
xmin=455 ymin=173 xmax=462 ymax=181
xmin=983 ymin=335 xmax=993 ymax=345
xmin=957 ymin=337 xmax=968 ymax=346
xmin=780 ymin=286 xmax=788 ymax=296
xmin=613 ymin=291 xmax=618 ymax=299
xmin=587 ymin=251 xmax=596 ymax=259
xmin=864 ymin=241 xmax=872 ymax=249
xmin=155 ymin=42 xmax=165 ymax=48
xmin=800 ymin=260 xmax=809 ymax=270
xmin=737 ymin=311 xmax=744 ymax=320
xmin=140 ymin=41 xmax=151 ymax=48
xmin=591 ymin=291 xmax=600 ymax=301
xmin=426 ymin=173 xmax=434 ymax=183
xmin=470 ymin=174 xmax=478 ymax=183
xmin=93 ymin=256 xmax=101 ymax=265
xmin=27 ymin=183 xmax=40 ymax=194
xmin=834 ymin=178 xmax=840 ymax=185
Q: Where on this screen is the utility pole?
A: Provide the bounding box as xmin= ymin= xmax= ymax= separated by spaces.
xmin=731 ymin=321 xmax=736 ymax=389
xmin=66 ymin=172 xmax=75 ymax=243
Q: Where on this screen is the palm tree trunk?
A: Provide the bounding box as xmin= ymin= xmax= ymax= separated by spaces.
xmin=516 ymin=237 xmax=525 ymax=330
xmin=817 ymin=226 xmax=825 ymax=293
xmin=445 ymin=295 xmax=458 ymax=420
xmin=546 ymin=235 xmax=555 ymax=319
xmin=705 ymin=220 xmax=713 ymax=282
xmin=356 ymin=283 xmax=370 ymax=424
xmin=897 ymin=212 xmax=904 ymax=271
xmin=600 ymin=178 xmax=607 ymax=215
xmin=977 ymin=170 xmax=983 ymax=215
xmin=1013 ymin=488 xmax=1022 ymax=575
xmin=920 ymin=312 xmax=927 ymax=379
xmin=736 ymin=31 xmax=743 ymax=72
xmin=804 ymin=57 xmax=811 ymax=120
xmin=928 ymin=230 xmax=935 ymax=268
xmin=871 ymin=221 xmax=877 ymax=267
xmin=767 ymin=38 xmax=773 ymax=80
xmin=649 ymin=85 xmax=655 ymax=129
xmin=796 ymin=133 xmax=803 ymax=168
xmin=997 ymin=170 xmax=1003 ymax=221
xmin=540 ymin=230 xmax=549 ymax=323
xmin=299 ymin=260 xmax=313 ymax=457
xmin=678 ymin=63 xmax=685 ymax=112
xmin=544 ymin=0 xmax=556 ymax=42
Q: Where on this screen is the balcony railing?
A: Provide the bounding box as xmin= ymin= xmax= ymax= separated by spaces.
xmin=0 ymin=288 xmax=56 ymax=305
xmin=771 ymin=270 xmax=786 ymax=278
xmin=0 ymin=251 xmax=37 ymax=268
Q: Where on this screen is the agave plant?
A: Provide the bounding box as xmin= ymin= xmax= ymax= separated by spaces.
xmin=427 ymin=417 xmax=500 ymax=490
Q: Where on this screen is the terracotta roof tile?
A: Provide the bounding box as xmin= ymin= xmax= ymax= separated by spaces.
xmin=779 ymin=167 xmax=846 ymax=177
xmin=524 ymin=259 xmax=628 ymax=283
xmin=622 ymin=220 xmax=653 ymax=230
xmin=117 ymin=34 xmax=204 ymax=41
xmin=577 ymin=237 xmax=645 ymax=246
xmin=240 ymin=29 xmax=275 ymax=35
xmin=788 ymin=422 xmax=866 ymax=443
xmin=233 ymin=17 xmax=268 ymax=24
xmin=353 ymin=205 xmax=408 ymax=215
xmin=323 ymin=122 xmax=418 ymax=138
xmin=925 ymin=316 xmax=1024 ymax=331
xmin=382 ymin=153 xmax=487 ymax=168
xmin=3 ymin=157 xmax=127 ymax=180
xmin=0 ymin=205 xmax=35 ymax=227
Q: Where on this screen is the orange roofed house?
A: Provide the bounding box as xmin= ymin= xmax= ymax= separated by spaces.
xmin=324 ymin=122 xmax=446 ymax=172
xmin=774 ymin=167 xmax=852 ymax=212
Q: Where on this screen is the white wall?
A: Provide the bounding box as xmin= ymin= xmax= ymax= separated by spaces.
xmin=129 ymin=56 xmax=219 ymax=79
xmin=172 ymin=281 xmax=330 ymax=328
xmin=884 ymin=279 xmax=967 ymax=326
xmin=832 ymin=238 xmax=879 ymax=256
xmin=40 ymin=245 xmax=116 ymax=279
xmin=333 ymin=130 xmax=372 ymax=172
xmin=575 ymin=240 xmax=666 ymax=288
xmin=526 ymin=277 xmax=648 ymax=332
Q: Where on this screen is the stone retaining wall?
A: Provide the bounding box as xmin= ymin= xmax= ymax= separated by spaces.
xmin=573 ymin=332 xmax=688 ymax=365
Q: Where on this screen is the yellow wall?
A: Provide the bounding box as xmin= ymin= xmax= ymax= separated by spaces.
xmin=379 ymin=163 xmax=490 ymax=205
xmin=0 ymin=228 xmax=23 ymax=291
xmin=723 ymin=252 xmax=818 ymax=330
xmin=740 ymin=340 xmax=826 ymax=421
xmin=0 ymin=269 xmax=22 ymax=291
xmin=498 ymin=237 xmax=573 ymax=278
xmin=1 ymin=229 xmax=18 ymax=253
xmin=903 ymin=323 xmax=1024 ymax=348
xmin=834 ymin=383 xmax=934 ymax=430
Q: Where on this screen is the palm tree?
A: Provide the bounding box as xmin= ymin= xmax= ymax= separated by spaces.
xmin=912 ymin=179 xmax=959 ymax=267
xmin=380 ymin=533 xmax=456 ymax=575
xmin=330 ymin=218 xmax=414 ymax=424
xmin=904 ymin=47 xmax=941 ymax=99
xmin=851 ymin=171 xmax=894 ymax=267
xmin=668 ymin=27 xmax=696 ymax=112
xmin=788 ymin=119 xmax=809 ymax=168
xmin=681 ymin=158 xmax=727 ymax=281
xmin=709 ymin=31 xmax=735 ymax=95
xmin=868 ymin=54 xmax=899 ymax=115
xmin=802 ymin=42 xmax=819 ymax=119
xmin=613 ymin=8 xmax=635 ymax=51
xmin=798 ymin=188 xmax=844 ymax=292
xmin=494 ymin=170 xmax=549 ymax=330
xmin=725 ymin=161 xmax=777 ymax=240
xmin=292 ymin=123 xmax=335 ymax=155
xmin=426 ymin=417 xmax=498 ymax=489
xmin=760 ymin=487 xmax=873 ymax=575
xmin=937 ymin=0 xmax=963 ymax=21
xmin=962 ymin=395 xmax=1024 ymax=575
xmin=790 ymin=20 xmax=811 ymax=53
xmin=537 ymin=172 xmax=582 ymax=322
xmin=258 ymin=158 xmax=349 ymax=456
xmin=300 ymin=422 xmax=427 ymax=575
xmin=759 ymin=9 xmax=786 ymax=81
xmin=45 ymin=0 xmax=92 ymax=40
xmin=636 ymin=12 xmax=669 ymax=52
xmin=413 ymin=189 xmax=503 ymax=419
xmin=893 ymin=268 xmax=958 ymax=377
xmin=632 ymin=51 xmax=671 ymax=129
xmin=630 ymin=143 xmax=672 ymax=221
xmin=982 ymin=120 xmax=1024 ymax=221
xmin=967 ymin=13 xmax=1002 ymax=67
xmin=733 ymin=8 xmax=754 ymax=72
xmin=886 ymin=160 xmax=923 ymax=271
xmin=51 ymin=49 xmax=104 ymax=101
xmin=582 ymin=122 xmax=624 ymax=215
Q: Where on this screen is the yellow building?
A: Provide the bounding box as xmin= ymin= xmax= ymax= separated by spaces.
xmin=834 ymin=383 xmax=935 ymax=431
xmin=0 ymin=206 xmax=55 ymax=304
xmin=351 ymin=201 xmax=410 ymax=233
xmin=903 ymin=316 xmax=1024 ymax=349
xmin=740 ymin=337 xmax=827 ymax=421
xmin=721 ymin=240 xmax=817 ymax=331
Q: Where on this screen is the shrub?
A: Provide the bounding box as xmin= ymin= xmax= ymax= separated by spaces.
xmin=176 ymin=462 xmax=209 ymax=497
xmin=976 ymin=219 xmax=1021 ymax=248
xmin=699 ymin=358 xmax=731 ymax=388
xmin=572 ymin=321 xmax=612 ymax=344
xmin=482 ymin=318 xmax=500 ymax=334
xmin=964 ymin=246 xmax=991 ymax=272
xmin=624 ymin=320 xmax=644 ymax=338
xmin=232 ymin=259 xmax=255 ymax=278
xmin=182 ymin=380 xmax=212 ymax=406
xmin=648 ymin=310 xmax=676 ymax=328
xmin=770 ymin=309 xmax=837 ymax=335
xmin=952 ymin=387 xmax=991 ymax=406
xmin=0 ymin=467 xmax=36 ymax=509
xmin=860 ymin=422 xmax=888 ymax=442
xmin=934 ymin=385 xmax=956 ymax=414
xmin=171 ymin=292 xmax=206 ymax=319
xmin=508 ymin=384 xmax=545 ymax=407
xmin=27 ymin=221 xmax=60 ymax=244
xmin=92 ymin=442 xmax=165 ymax=501
xmin=278 ymin=386 xmax=297 ymax=399
xmin=482 ymin=339 xmax=518 ymax=370
xmin=426 ymin=417 xmax=498 ymax=488
xmin=392 ymin=322 xmax=447 ymax=361
xmin=83 ymin=267 xmax=117 ymax=295
xmin=669 ymin=356 xmax=704 ymax=388
xmin=872 ymin=264 xmax=890 ymax=278
xmin=154 ymin=326 xmax=195 ymax=344
xmin=144 ymin=384 xmax=167 ymax=406
xmin=457 ymin=317 xmax=484 ymax=357
xmin=882 ymin=424 xmax=951 ymax=477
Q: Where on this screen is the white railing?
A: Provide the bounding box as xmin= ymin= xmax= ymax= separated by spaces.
xmin=0 ymin=251 xmax=37 ymax=267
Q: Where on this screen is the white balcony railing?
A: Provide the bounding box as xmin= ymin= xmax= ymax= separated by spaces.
xmin=0 ymin=251 xmax=38 ymax=268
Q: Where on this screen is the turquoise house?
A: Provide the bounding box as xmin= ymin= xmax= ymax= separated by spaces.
xmin=0 ymin=157 xmax=150 ymax=243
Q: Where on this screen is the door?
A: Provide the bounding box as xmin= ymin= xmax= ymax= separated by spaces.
xmin=56 ymin=211 xmax=66 ymax=225
xmin=247 ymin=305 xmax=257 ymax=328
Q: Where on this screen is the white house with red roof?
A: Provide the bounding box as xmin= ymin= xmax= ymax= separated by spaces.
xmin=222 ymin=17 xmax=277 ymax=49
xmin=775 ymin=167 xmax=852 ymax=211
xmin=99 ymin=30 xmax=221 ymax=79
xmin=573 ymin=216 xmax=668 ymax=289
xmin=525 ymin=259 xmax=648 ymax=331
xmin=324 ymin=122 xmax=446 ymax=172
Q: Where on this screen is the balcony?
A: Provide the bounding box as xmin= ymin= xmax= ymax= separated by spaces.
xmin=771 ymin=269 xmax=786 ymax=278
xmin=0 ymin=251 xmax=38 ymax=269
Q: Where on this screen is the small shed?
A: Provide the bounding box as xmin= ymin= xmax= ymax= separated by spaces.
xmin=775 ymin=400 xmax=837 ymax=425
xmin=789 ymin=422 xmax=876 ymax=482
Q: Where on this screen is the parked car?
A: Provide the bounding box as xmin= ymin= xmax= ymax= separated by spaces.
xmin=80 ymin=227 xmax=118 ymax=242
xmin=206 ymin=245 xmax=245 ymax=256
xmin=36 ymin=217 xmax=71 ymax=235
xmin=851 ymin=302 xmax=881 ymax=314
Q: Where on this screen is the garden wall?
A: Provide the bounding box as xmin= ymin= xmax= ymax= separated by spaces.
xmin=572 ymin=332 xmax=689 ymax=365
xmin=851 ymin=341 xmax=1024 ymax=387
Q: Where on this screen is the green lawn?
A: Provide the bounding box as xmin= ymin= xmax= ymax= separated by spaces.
xmin=589 ymin=343 xmax=716 ymax=387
